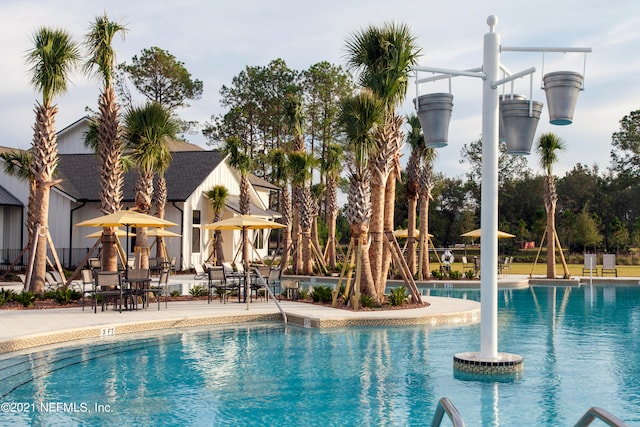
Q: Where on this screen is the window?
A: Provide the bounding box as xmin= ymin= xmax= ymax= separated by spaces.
xmin=192 ymin=210 xmax=201 ymax=225
xmin=253 ymin=229 xmax=264 ymax=250
xmin=192 ymin=228 xmax=201 ymax=253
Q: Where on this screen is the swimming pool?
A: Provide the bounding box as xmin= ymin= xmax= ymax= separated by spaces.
xmin=0 ymin=284 xmax=638 ymax=426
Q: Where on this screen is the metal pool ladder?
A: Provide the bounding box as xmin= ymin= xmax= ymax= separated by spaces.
xmin=251 ymin=268 xmax=287 ymax=324
xmin=574 ymin=407 xmax=629 ymax=427
xmin=430 ymin=397 xmax=629 ymax=427
xmin=430 ymin=398 xmax=466 ymax=427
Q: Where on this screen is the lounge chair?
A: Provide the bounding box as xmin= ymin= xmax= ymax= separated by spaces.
xmin=582 ymin=253 xmax=598 ymax=276
xmin=601 ymin=254 xmax=618 ymax=277
xmin=193 ymin=263 xmax=207 ymax=280
xmin=461 ymin=256 xmax=473 ymax=271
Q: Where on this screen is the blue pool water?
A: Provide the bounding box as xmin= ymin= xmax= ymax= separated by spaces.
xmin=0 ymin=284 xmax=639 ymax=426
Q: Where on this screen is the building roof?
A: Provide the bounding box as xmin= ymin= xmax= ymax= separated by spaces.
xmin=224 ymin=194 xmax=281 ymax=218
xmin=55 ymin=150 xmax=226 ymax=202
xmin=0 ymin=185 xmax=22 ymax=206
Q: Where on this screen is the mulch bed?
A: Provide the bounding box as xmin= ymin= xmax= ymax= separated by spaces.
xmin=0 ymin=296 xmax=428 ymax=311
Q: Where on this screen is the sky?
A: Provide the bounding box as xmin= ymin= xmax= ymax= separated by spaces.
xmin=1 ymin=0 xmax=639 ymax=179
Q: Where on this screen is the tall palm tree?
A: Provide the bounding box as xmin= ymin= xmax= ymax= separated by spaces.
xmin=322 ymin=143 xmax=343 ymax=269
xmin=289 ymin=151 xmax=316 ymax=274
xmin=345 ymin=23 xmax=420 ymax=298
xmin=404 ymin=114 xmax=423 ymax=275
xmin=284 ymin=94 xmax=305 ymax=273
xmin=123 ymin=102 xmax=177 ymax=268
xmin=339 ymin=89 xmax=385 ymax=303
xmin=223 ymin=136 xmax=252 ymax=267
xmin=269 ymin=149 xmax=292 ymax=271
xmin=84 ymin=14 xmax=127 ymax=272
xmin=537 ymin=132 xmax=566 ymax=279
xmin=26 ymin=27 xmax=81 ymax=294
xmin=418 ymin=148 xmax=436 ymax=279
xmin=204 ymin=185 xmax=228 ymax=264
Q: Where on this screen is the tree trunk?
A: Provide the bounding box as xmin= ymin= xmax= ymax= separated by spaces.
xmin=379 ymin=172 xmax=397 ymax=290
xmin=98 ymin=86 xmax=123 ymax=272
xmin=419 ymin=195 xmax=430 ymax=279
xmin=29 ymin=103 xmax=58 ymax=294
xmin=407 ymin=195 xmax=417 ymax=275
xmin=326 ymin=210 xmax=337 ymax=270
xmin=546 ymin=203 xmax=557 ymax=279
xmin=368 ymin=179 xmax=385 ymax=303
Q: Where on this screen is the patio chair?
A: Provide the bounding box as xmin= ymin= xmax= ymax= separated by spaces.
xmin=81 ymin=269 xmax=95 ymax=311
xmin=170 ymin=257 xmax=177 ymax=274
xmin=582 ymin=253 xmax=598 ymax=276
xmin=601 ymin=254 xmax=618 ymax=277
xmin=94 ymin=271 xmax=123 ymax=313
xmin=461 ymin=256 xmax=473 ymax=271
xmin=250 ymin=265 xmax=271 ymax=301
xmin=207 ymin=267 xmax=228 ymax=303
xmin=88 ymin=257 xmax=102 ymax=271
xmin=267 ymin=267 xmax=282 ymax=299
xmin=193 ymin=263 xmax=207 ymax=280
xmin=222 ymin=263 xmax=243 ymax=302
xmin=156 ymin=269 xmax=170 ymax=310
xmin=124 ymin=268 xmax=151 ymax=309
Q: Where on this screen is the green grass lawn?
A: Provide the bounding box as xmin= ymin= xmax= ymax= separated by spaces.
xmin=446 ymin=262 xmax=640 ymax=277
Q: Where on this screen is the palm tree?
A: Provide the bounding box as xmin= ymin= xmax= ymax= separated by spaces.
xmin=84 ymin=14 xmax=127 ymax=272
xmin=26 ymin=27 xmax=81 ymax=294
xmin=322 ymin=143 xmax=343 ymax=269
xmin=345 ymin=23 xmax=421 ymax=298
xmin=339 ymin=89 xmax=385 ymax=303
xmin=223 ymin=136 xmax=252 ymax=267
xmin=123 ymin=102 xmax=177 ymax=268
xmin=284 ymin=94 xmax=305 ymax=273
xmin=269 ymin=149 xmax=292 ymax=271
xmin=418 ymin=148 xmax=436 ymax=279
xmin=404 ymin=114 xmax=423 ymax=275
xmin=204 ymin=185 xmax=228 ymax=264
xmin=537 ymin=132 xmax=566 ymax=279
xmin=289 ymin=151 xmax=316 ymax=274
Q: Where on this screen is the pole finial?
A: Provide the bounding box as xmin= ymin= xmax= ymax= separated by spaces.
xmin=487 ymin=15 xmax=498 ymax=32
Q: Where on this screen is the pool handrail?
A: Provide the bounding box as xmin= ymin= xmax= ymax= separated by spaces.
xmin=430 ymin=397 xmax=466 ymax=427
xmin=573 ymin=407 xmax=629 ymax=427
xmin=251 ymin=267 xmax=287 ymax=324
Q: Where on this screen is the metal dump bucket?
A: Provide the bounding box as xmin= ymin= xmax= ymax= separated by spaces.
xmin=499 ymin=94 xmax=526 ymax=143
xmin=414 ymin=93 xmax=453 ymax=148
xmin=542 ymin=71 xmax=583 ymax=125
xmin=500 ymin=99 xmax=543 ymax=155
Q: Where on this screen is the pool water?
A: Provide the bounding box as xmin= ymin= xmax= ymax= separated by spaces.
xmin=0 ymin=284 xmax=639 ymax=426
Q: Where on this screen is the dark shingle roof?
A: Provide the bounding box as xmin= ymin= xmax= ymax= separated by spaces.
xmin=0 ymin=185 xmax=22 ymax=206
xmin=55 ymin=150 xmax=226 ymax=202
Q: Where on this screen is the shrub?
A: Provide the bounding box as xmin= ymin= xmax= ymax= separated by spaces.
xmin=299 ymin=289 xmax=308 ymax=300
xmin=449 ymin=270 xmax=462 ymax=280
xmin=310 ymin=285 xmax=333 ymax=303
xmin=465 ymin=270 xmax=476 ymax=279
xmin=53 ymin=288 xmax=72 ymax=305
xmin=431 ymin=269 xmax=444 ymax=280
xmin=189 ymin=285 xmax=207 ymax=297
xmin=360 ymin=293 xmax=374 ymax=308
xmin=170 ymin=290 xmax=180 ymax=297
xmin=388 ymin=286 xmax=408 ymax=306
xmin=14 ymin=291 xmax=35 ymax=307
xmin=0 ymin=288 xmax=14 ymax=306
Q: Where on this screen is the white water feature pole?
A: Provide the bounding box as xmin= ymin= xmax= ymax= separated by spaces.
xmin=413 ymin=15 xmax=591 ymax=375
